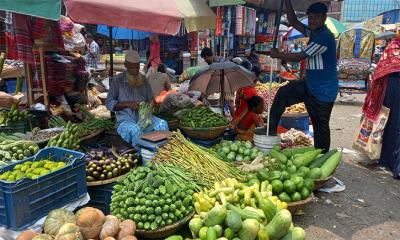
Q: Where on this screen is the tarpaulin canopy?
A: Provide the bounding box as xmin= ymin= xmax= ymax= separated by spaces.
xmin=209 ymin=0 xmax=246 ymax=7
xmin=64 ymin=0 xmax=182 ymax=35
xmin=263 ymin=0 xmax=343 ymax=12
xmin=0 ymin=0 xmax=61 ymax=20
xmin=176 ymin=0 xmax=217 ymax=32
xmin=97 ymin=25 xmax=153 ymax=40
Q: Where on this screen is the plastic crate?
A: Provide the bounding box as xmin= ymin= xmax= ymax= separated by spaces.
xmin=87 ymin=183 xmax=115 ymax=215
xmin=279 ymin=115 xmax=310 ymax=132
xmin=0 ymin=147 xmax=87 ymax=230
xmin=5 ymin=79 xmax=27 ymax=94
xmin=0 ymin=121 xmax=29 ymax=134
xmin=188 ymin=136 xmax=223 ymax=148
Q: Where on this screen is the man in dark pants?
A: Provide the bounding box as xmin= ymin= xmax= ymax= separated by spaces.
xmin=269 ymin=0 xmax=338 ymax=152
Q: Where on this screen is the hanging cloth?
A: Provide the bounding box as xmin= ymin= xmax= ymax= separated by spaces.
xmin=216 ymin=7 xmax=222 ymax=36
xmin=11 ymin=13 xmax=34 ymax=64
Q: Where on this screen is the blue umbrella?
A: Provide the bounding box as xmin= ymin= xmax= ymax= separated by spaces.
xmin=97 ymin=25 xmax=153 ymax=40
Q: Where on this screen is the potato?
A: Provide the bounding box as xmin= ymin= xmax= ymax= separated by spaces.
xmin=17 ymin=230 xmax=39 ymax=240
xmin=100 ymin=215 xmax=120 ymax=239
xmin=120 ymin=236 xmax=137 ymax=240
xmin=104 ymin=238 xmax=116 ymax=240
xmin=75 ymin=207 xmax=105 ymax=239
xmin=116 ymin=220 xmax=136 ymax=240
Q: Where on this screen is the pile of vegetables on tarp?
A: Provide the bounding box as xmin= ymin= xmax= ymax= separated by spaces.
xmin=16 ymin=207 xmax=137 ymax=240
xmin=170 ymin=178 xmax=305 ymax=240
xmin=246 ymin=146 xmax=342 ymax=203
xmin=151 ymin=131 xmax=246 ymax=189
xmin=111 ymin=166 xmax=195 ymax=231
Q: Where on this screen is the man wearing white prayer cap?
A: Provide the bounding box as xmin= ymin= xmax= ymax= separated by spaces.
xmin=106 ymin=50 xmax=169 ymax=146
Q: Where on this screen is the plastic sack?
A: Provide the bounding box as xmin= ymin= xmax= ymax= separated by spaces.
xmin=159 ymin=93 xmax=194 ymax=114
xmin=138 ymin=102 xmax=153 ymax=131
xmin=353 ymin=106 xmax=390 ymax=160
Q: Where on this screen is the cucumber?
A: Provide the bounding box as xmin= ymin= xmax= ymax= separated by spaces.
xmin=292 ymin=149 xmax=323 ymax=168
xmin=320 ymin=151 xmax=342 ymax=179
xmin=282 ymin=146 xmax=315 ymax=158
xmin=308 ymin=149 xmax=338 ymax=168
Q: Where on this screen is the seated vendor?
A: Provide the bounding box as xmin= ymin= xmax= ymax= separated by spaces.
xmin=234 ymin=96 xmax=265 ymax=141
xmin=105 ymin=51 xmax=169 ymax=146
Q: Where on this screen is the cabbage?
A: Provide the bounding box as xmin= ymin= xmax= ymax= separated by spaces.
xmin=189 ymin=217 xmax=203 ymax=237
xmin=238 ymin=219 xmax=260 ymax=240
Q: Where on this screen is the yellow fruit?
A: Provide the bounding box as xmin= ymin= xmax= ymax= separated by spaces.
xmin=40 ymin=169 xmax=51 ymax=176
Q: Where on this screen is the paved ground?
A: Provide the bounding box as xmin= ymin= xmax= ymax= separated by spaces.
xmin=296 ymin=94 xmax=400 ymax=240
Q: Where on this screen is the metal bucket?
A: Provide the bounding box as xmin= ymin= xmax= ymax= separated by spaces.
xmin=253 ymin=127 xmax=280 ymax=153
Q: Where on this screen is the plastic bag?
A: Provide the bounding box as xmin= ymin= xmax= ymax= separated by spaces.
xmin=159 ymin=93 xmax=194 ymax=114
xmin=138 ymin=102 xmax=153 ymax=131
xmin=353 ymin=106 xmax=390 ymax=160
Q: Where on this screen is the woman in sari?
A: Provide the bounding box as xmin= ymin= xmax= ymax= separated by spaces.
xmin=234 ymin=96 xmax=265 ymax=141
xmin=362 ymin=34 xmax=400 ymax=178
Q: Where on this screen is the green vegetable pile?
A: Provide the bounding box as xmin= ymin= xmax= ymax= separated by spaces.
xmin=0 ymin=105 xmax=31 ymax=126
xmin=179 ymin=106 xmax=228 ymax=128
xmin=110 ymin=166 xmax=196 ymax=231
xmin=47 ymin=122 xmax=80 ymax=150
xmin=248 ymin=146 xmax=342 ymax=203
xmin=212 ymin=140 xmax=264 ymax=162
xmin=0 ymin=138 xmax=39 ymax=164
xmin=0 ymin=159 xmax=67 ymax=182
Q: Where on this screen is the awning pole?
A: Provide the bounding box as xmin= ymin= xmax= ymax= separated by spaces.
xmin=109 ymin=26 xmax=114 ymax=79
xmin=267 ymin=0 xmax=284 ymax=136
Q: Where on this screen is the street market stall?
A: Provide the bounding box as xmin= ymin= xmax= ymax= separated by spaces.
xmin=0 ymin=1 xmax=347 ymax=239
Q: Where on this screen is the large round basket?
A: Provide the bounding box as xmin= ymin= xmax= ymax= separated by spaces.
xmin=178 ymin=125 xmax=228 ymax=140
xmin=287 ymin=193 xmax=314 ymax=214
xmin=80 ymin=128 xmax=104 ymax=145
xmin=168 ymin=119 xmax=179 ymax=131
xmin=87 ymin=174 xmax=125 ymax=187
xmin=314 ymin=171 xmax=336 ymax=190
xmin=135 ymin=212 xmax=195 ymax=239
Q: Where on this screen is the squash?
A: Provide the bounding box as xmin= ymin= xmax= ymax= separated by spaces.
xmin=292 ymin=149 xmax=323 ymax=168
xmin=44 ymin=209 xmax=76 ymax=236
xmin=55 ymin=223 xmax=83 ymax=240
xmin=320 ymin=151 xmax=342 ymax=179
xmin=238 ymin=219 xmax=260 ymax=240
xmin=32 ymin=234 xmax=53 ymax=240
xmin=281 ymin=227 xmax=306 ymax=240
xmin=308 ymin=149 xmax=338 ymax=168
xmin=75 ymin=207 xmax=105 ymax=239
xmin=253 ymin=189 xmax=277 ymax=223
xmin=265 ymin=209 xmax=292 ymax=240
xmin=17 ymin=230 xmax=39 ymax=240
xmin=189 ymin=217 xmax=203 ymax=237
xmin=225 ymin=210 xmax=242 ymax=233
xmin=203 ymin=205 xmax=227 ymax=227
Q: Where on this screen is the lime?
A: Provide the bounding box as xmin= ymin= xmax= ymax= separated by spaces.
xmin=283 ymin=180 xmax=296 ymax=194
xmin=310 ymin=168 xmax=322 ymax=179
xmin=271 ymin=180 xmax=284 ymax=194
xmin=304 ymin=178 xmax=315 ymax=191
xmin=301 ymin=187 xmax=311 ymax=199
xmin=291 ymin=192 xmax=302 ymax=202
xmin=278 ymin=192 xmax=292 ymax=202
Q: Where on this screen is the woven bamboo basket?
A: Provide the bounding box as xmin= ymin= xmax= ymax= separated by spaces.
xmin=287 ymin=193 xmax=314 ymax=214
xmin=178 ymin=125 xmax=228 ymax=140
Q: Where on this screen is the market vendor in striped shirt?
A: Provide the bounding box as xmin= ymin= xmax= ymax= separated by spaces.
xmin=268 ymin=0 xmax=338 ymax=153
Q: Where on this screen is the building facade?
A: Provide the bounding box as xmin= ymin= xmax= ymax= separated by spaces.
xmin=342 ymin=0 xmax=400 ymax=24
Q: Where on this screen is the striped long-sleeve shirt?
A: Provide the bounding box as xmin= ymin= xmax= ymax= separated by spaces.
xmin=303 ymin=24 xmax=338 ymax=103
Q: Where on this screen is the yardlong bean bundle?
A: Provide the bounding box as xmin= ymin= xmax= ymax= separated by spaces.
xmin=151 ymin=131 xmax=246 ymax=189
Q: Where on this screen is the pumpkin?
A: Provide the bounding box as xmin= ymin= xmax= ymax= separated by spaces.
xmin=32 ymin=234 xmax=53 ymax=240
xmin=55 ymin=223 xmax=83 ymax=240
xmin=75 ymin=207 xmax=105 ymax=239
xmin=44 ymin=209 xmax=76 ymax=236
xmin=17 ymin=230 xmax=39 ymax=240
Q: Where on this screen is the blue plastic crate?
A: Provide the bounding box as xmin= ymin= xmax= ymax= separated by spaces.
xmin=188 ymin=136 xmax=223 ymax=148
xmin=0 ymin=147 xmax=87 ymax=230
xmin=87 ymin=183 xmax=115 ymax=215
xmin=279 ymin=115 xmax=310 ymax=132
xmin=5 ymin=79 xmax=27 ymax=94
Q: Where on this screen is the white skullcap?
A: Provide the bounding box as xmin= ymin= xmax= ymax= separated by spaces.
xmin=125 ymin=50 xmax=140 ymax=63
